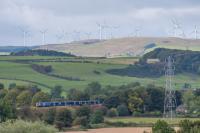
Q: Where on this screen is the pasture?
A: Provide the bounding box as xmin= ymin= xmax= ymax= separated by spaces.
xmin=0 ymin=56 xmax=200 ymax=93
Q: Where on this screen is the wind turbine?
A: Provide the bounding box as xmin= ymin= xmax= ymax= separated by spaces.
xmin=96 ymin=23 xmax=103 ymax=40
xmin=40 ymin=29 xmax=48 ymax=45
xmin=19 ymin=28 xmax=29 ymax=47
xmin=191 ymin=25 xmax=199 ymax=40
xmin=171 ymin=19 xmax=181 ymax=37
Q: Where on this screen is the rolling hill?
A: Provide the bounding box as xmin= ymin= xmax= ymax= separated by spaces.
xmin=36 ymin=37 xmax=200 ymax=57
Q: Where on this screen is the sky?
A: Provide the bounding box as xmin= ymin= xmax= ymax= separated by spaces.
xmin=0 ymin=0 xmax=200 ymax=46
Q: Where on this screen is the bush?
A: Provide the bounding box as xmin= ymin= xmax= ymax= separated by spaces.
xmin=54 ymin=109 xmax=73 ymax=130
xmin=73 ymin=116 xmax=89 ymax=127
xmin=75 ymin=106 xmax=91 ymax=127
xmin=0 ymin=119 xmax=57 ymax=133
xmin=90 ymin=110 xmax=104 ymax=124
xmin=43 ymin=108 xmax=56 ymax=125
xmin=178 ymin=119 xmax=200 ymax=133
xmin=106 ymin=108 xmax=118 ymax=117
xmin=152 ymin=120 xmax=175 ymax=133
xmin=0 ymin=83 xmax=4 ymax=90
xmin=117 ymin=104 xmax=130 ymax=116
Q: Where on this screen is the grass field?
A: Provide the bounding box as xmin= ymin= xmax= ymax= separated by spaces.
xmin=0 ymin=56 xmax=200 ymax=93
xmin=106 ymin=117 xmax=200 ymax=125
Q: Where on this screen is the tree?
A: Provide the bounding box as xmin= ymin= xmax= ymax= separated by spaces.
xmin=3 ymin=89 xmax=19 ymax=107
xmin=117 ymin=104 xmax=130 ymax=116
xmin=54 ymin=109 xmax=73 ymax=130
xmin=16 ymin=90 xmax=32 ymax=107
xmin=75 ymin=106 xmax=91 ymax=127
xmin=76 ymin=106 xmax=91 ymax=119
xmin=32 ymin=92 xmax=50 ymax=105
xmin=128 ymin=92 xmax=143 ymax=113
xmin=106 ymin=108 xmax=118 ymax=117
xmin=90 ymin=110 xmax=104 ymax=124
xmin=51 ymin=85 xmax=62 ymax=99
xmin=0 ymin=101 xmax=16 ymax=122
xmin=85 ymin=82 xmax=101 ymax=96
xmin=8 ymin=83 xmax=16 ymax=90
xmin=0 ymin=89 xmax=7 ymax=100
xmin=0 ymin=83 xmax=4 ymax=90
xmin=67 ymin=88 xmax=89 ymax=101
xmin=43 ymin=108 xmax=56 ymax=125
xmin=152 ymin=120 xmax=175 ymax=133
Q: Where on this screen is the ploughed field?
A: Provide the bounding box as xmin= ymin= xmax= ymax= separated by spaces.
xmin=0 ymin=56 xmax=200 ymax=92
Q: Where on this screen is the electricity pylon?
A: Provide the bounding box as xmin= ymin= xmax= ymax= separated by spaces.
xmin=163 ymin=56 xmax=177 ymax=120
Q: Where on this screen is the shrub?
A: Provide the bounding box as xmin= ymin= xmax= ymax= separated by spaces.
xmin=43 ymin=108 xmax=56 ymax=125
xmin=90 ymin=110 xmax=104 ymax=124
xmin=73 ymin=116 xmax=89 ymax=127
xmin=0 ymin=83 xmax=4 ymax=90
xmin=54 ymin=108 xmax=73 ymax=130
xmin=152 ymin=120 xmax=175 ymax=133
xmin=0 ymin=119 xmax=57 ymax=133
xmin=32 ymin=92 xmax=50 ymax=105
xmin=117 ymin=104 xmax=130 ymax=116
xmin=106 ymin=108 xmax=118 ymax=117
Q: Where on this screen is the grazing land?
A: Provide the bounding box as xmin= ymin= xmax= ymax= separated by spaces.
xmin=0 ymin=55 xmax=200 ymax=92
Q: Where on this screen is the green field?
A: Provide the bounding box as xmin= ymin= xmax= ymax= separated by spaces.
xmin=106 ymin=117 xmax=200 ymax=125
xmin=0 ymin=56 xmax=200 ymax=93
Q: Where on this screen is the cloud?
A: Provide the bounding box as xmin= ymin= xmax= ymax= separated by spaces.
xmin=0 ymin=0 xmax=200 ymax=45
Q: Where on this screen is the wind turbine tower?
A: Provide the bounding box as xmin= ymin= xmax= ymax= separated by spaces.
xmin=96 ymin=23 xmax=103 ymax=40
xmin=163 ymin=56 xmax=177 ymax=120
xmin=20 ymin=29 xmax=28 ymax=47
xmin=192 ymin=25 xmax=199 ymax=40
xmin=40 ymin=29 xmax=48 ymax=45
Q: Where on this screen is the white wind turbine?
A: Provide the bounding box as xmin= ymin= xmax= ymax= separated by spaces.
xmin=191 ymin=25 xmax=199 ymax=40
xmin=171 ymin=19 xmax=181 ymax=37
xmin=19 ymin=28 xmax=29 ymax=47
xmin=40 ymin=29 xmax=48 ymax=45
xmin=96 ymin=23 xmax=103 ymax=40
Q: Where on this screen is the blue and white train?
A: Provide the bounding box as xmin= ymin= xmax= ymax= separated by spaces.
xmin=36 ymin=100 xmax=101 ymax=107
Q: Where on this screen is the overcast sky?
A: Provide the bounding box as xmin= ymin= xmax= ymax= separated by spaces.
xmin=1 ymin=0 xmax=200 ymax=46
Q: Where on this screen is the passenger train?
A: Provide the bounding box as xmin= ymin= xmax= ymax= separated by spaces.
xmin=36 ymin=100 xmax=101 ymax=107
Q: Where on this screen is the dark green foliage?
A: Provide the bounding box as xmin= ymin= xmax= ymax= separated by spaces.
xmin=32 ymin=92 xmax=50 ymax=105
xmin=178 ymin=120 xmax=200 ymax=133
xmin=117 ymin=104 xmax=130 ymax=116
xmin=76 ymin=106 xmax=91 ymax=119
xmin=107 ymin=48 xmax=200 ymax=78
xmin=85 ymin=82 xmax=101 ymax=96
xmin=152 ymin=120 xmax=175 ymax=133
xmin=54 ymin=109 xmax=73 ymax=130
xmin=31 ymin=64 xmax=52 ymax=74
xmin=90 ymin=110 xmax=104 ymax=124
xmin=43 ymin=108 xmax=56 ymax=125
xmin=106 ymin=108 xmax=118 ymax=117
xmin=67 ymin=88 xmax=89 ymax=101
xmin=11 ymin=49 xmax=76 ymax=57
xmin=51 ymin=85 xmax=62 ymax=99
xmin=0 ymin=83 xmax=4 ymax=90
xmin=16 ymin=90 xmax=32 ymax=107
xmin=73 ymin=116 xmax=89 ymax=127
xmin=8 ymin=83 xmax=16 ymax=90
xmin=75 ymin=106 xmax=91 ymax=127
xmin=0 ymin=101 xmax=16 ymax=122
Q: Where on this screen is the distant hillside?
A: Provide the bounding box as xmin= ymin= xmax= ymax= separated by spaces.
xmin=35 ymin=37 xmax=200 ymax=57
xmin=107 ymin=48 xmax=200 ymax=78
xmin=10 ymin=49 xmax=76 ymax=57
xmin=0 ymin=46 xmax=37 ymax=53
